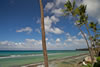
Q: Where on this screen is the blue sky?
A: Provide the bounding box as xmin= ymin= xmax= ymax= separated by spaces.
xmin=0 ymin=0 xmax=100 ymax=50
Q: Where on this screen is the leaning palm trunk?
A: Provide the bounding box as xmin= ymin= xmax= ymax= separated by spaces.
xmin=76 ymin=24 xmax=93 ymax=65
xmin=39 ymin=0 xmax=49 ymax=67
xmin=93 ymin=41 xmax=97 ymax=55
xmin=94 ymin=32 xmax=98 ymax=55
xmin=85 ymin=23 xmax=94 ymax=66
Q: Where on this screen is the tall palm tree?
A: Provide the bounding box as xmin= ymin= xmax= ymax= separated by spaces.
xmin=63 ymin=0 xmax=94 ymax=65
xmin=39 ymin=0 xmax=48 ymax=67
xmin=89 ymin=22 xmax=100 ymax=55
xmin=78 ymin=6 xmax=95 ymax=65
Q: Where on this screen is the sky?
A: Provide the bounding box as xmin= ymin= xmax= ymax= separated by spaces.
xmin=0 ymin=0 xmax=100 ymax=50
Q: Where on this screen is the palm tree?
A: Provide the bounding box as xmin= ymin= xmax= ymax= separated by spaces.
xmin=76 ymin=23 xmax=93 ymax=61
xmin=78 ymin=6 xmax=96 ymax=65
xmin=63 ymin=0 xmax=94 ymax=65
xmin=89 ymin=22 xmax=100 ymax=55
xmin=39 ymin=0 xmax=48 ymax=67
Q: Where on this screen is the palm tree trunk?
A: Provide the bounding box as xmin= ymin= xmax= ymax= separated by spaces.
xmin=85 ymin=23 xmax=94 ymax=66
xmin=39 ymin=0 xmax=48 ymax=67
xmin=76 ymin=25 xmax=93 ymax=64
xmin=94 ymin=32 xmax=97 ymax=55
xmin=92 ymin=38 xmax=97 ymax=55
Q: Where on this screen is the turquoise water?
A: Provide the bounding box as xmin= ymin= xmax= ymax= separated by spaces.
xmin=0 ymin=50 xmax=88 ymax=67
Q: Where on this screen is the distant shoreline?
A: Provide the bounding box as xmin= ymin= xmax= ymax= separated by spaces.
xmin=0 ymin=50 xmax=75 ymax=51
xmin=0 ymin=50 xmax=88 ymax=52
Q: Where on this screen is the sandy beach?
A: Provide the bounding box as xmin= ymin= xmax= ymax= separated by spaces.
xmin=22 ymin=53 xmax=88 ymax=67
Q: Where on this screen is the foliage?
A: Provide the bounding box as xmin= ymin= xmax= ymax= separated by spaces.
xmin=63 ymin=0 xmax=100 ymax=66
xmin=97 ymin=57 xmax=100 ymax=62
xmin=81 ymin=63 xmax=92 ymax=67
xmin=63 ymin=0 xmax=88 ymax=27
xmin=93 ymin=57 xmax=100 ymax=67
xmin=89 ymin=22 xmax=100 ymax=46
xmin=94 ymin=59 xmax=100 ymax=67
xmin=81 ymin=57 xmax=100 ymax=67
xmin=89 ymin=22 xmax=97 ymax=32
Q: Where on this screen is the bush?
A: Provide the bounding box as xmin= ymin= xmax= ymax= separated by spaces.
xmin=82 ymin=63 xmax=92 ymax=67
xmin=97 ymin=57 xmax=100 ymax=62
xmin=93 ymin=57 xmax=100 ymax=67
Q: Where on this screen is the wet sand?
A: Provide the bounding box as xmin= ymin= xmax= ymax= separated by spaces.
xmin=22 ymin=53 xmax=88 ymax=67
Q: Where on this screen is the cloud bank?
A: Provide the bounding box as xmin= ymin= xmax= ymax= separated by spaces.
xmin=80 ymin=0 xmax=100 ymax=24
xmin=0 ymin=33 xmax=87 ymax=50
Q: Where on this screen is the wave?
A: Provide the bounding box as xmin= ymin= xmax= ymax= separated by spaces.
xmin=0 ymin=54 xmax=43 ymax=59
xmin=0 ymin=53 xmax=65 ymax=59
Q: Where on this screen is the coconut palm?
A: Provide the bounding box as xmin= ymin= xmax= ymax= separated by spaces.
xmin=39 ymin=0 xmax=48 ymax=67
xmin=89 ymin=22 xmax=100 ymax=55
xmin=63 ymin=0 xmax=94 ymax=65
xmin=74 ymin=4 xmax=95 ymax=57
xmin=89 ymin=22 xmax=98 ymax=54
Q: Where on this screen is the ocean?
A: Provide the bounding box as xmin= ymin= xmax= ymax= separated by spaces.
xmin=0 ymin=50 xmax=88 ymax=67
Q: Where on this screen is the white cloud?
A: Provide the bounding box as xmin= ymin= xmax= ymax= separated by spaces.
xmin=55 ymin=0 xmax=67 ymax=6
xmin=0 ymin=41 xmax=25 ymax=50
xmin=25 ymin=39 xmax=36 ymax=43
xmin=78 ymin=32 xmax=81 ymax=36
xmin=0 ymin=39 xmax=42 ymax=50
xmin=82 ymin=0 xmax=100 ymax=24
xmin=64 ymin=33 xmax=87 ymax=49
xmin=16 ymin=27 xmax=32 ymax=33
xmin=56 ymin=38 xmax=61 ymax=43
xmin=36 ymin=0 xmax=67 ymax=34
xmin=44 ymin=16 xmax=52 ymax=26
xmin=83 ymin=0 xmax=100 ymax=16
xmin=48 ymin=33 xmax=88 ymax=50
xmin=77 ymin=32 xmax=89 ymax=42
xmin=44 ymin=0 xmax=67 ymax=11
xmin=66 ymin=38 xmax=72 ymax=42
xmin=44 ymin=0 xmax=100 ymax=24
xmin=0 ymin=33 xmax=88 ymax=50
xmin=0 ymin=41 xmax=8 ymax=45
xmin=44 ymin=0 xmax=67 ymax=16
xmin=51 ymin=16 xmax=59 ymax=24
xmin=50 ymin=28 xmax=64 ymax=34
xmin=98 ymin=18 xmax=100 ymax=24
xmin=46 ymin=33 xmax=88 ymax=50
xmin=77 ymin=32 xmax=87 ymax=37
xmin=51 ymin=8 xmax=63 ymax=16
xmin=44 ymin=2 xmax=54 ymax=11
xmin=44 ymin=16 xmax=64 ymax=34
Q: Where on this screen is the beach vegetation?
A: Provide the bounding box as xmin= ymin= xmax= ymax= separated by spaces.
xmin=63 ymin=0 xmax=100 ymax=67
xmin=93 ymin=57 xmax=100 ymax=67
xmin=63 ymin=0 xmax=94 ymax=66
xmin=97 ymin=57 xmax=100 ymax=62
xmin=82 ymin=63 xmax=92 ymax=67
xmin=89 ymin=22 xmax=100 ymax=56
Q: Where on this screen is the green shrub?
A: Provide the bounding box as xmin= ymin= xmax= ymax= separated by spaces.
xmin=94 ymin=57 xmax=100 ymax=67
xmin=97 ymin=57 xmax=100 ymax=62
xmin=82 ymin=63 xmax=92 ymax=67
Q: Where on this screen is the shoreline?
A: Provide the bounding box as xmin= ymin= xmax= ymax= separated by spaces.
xmin=21 ymin=53 xmax=89 ymax=67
